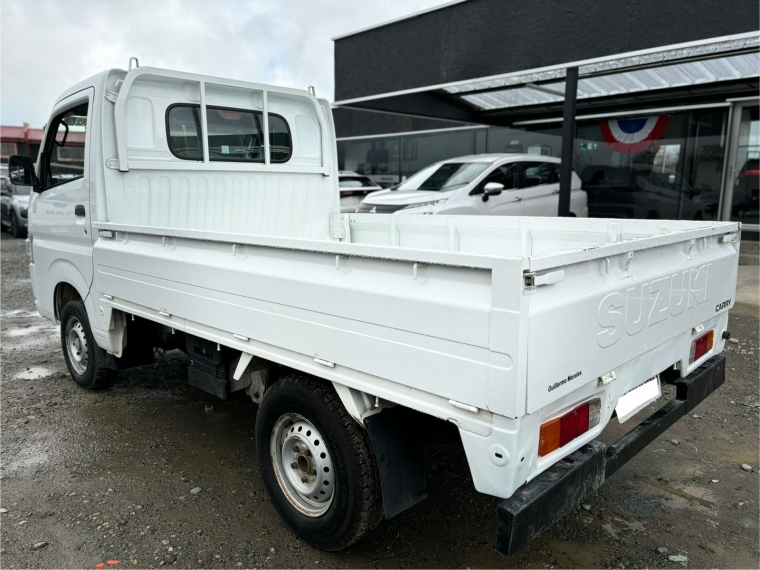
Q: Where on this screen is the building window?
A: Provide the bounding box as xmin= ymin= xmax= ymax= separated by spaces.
xmin=57 ymin=145 xmax=85 ymax=162
xmin=0 ymin=141 xmax=17 ymax=158
xmin=167 ymin=105 xmax=291 ymax=163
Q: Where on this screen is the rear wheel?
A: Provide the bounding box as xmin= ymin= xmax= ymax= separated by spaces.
xmin=256 ymin=374 xmax=383 ymax=551
xmin=60 ymin=299 xmax=113 ymax=389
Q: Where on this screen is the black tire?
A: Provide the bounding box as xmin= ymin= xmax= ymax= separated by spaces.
xmin=256 ymin=374 xmax=383 ymax=551
xmin=10 ymin=212 xmax=26 ymax=238
xmin=60 ymin=299 xmax=113 ymax=390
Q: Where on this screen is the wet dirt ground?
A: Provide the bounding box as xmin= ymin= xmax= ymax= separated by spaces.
xmin=1 ymin=231 xmax=758 ymax=569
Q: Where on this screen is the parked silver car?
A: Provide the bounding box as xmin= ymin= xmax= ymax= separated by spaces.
xmin=1 ymin=165 xmax=31 ymax=237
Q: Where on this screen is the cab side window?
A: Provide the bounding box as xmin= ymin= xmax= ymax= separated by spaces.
xmin=44 ymin=102 xmax=88 ymax=189
xmin=167 ymin=105 xmax=203 ymax=160
xmin=523 ymin=162 xmax=560 ymax=187
xmin=482 ymin=163 xmax=519 ymax=190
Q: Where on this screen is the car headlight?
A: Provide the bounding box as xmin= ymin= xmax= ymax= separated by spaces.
xmin=399 ymin=198 xmax=449 ymax=211
xmin=19 ymin=206 xmax=28 ymax=218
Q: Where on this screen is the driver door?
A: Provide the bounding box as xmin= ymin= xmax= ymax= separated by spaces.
xmin=476 ymin=162 xmax=523 ymax=216
xmin=32 ymin=88 xmax=94 ymax=318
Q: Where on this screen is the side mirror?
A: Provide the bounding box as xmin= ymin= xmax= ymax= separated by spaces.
xmin=8 ymin=155 xmax=38 ymax=189
xmin=482 ymin=182 xmax=504 ymax=201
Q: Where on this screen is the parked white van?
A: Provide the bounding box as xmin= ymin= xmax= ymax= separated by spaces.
xmin=9 ymin=65 xmax=738 ymax=555
xmin=356 ymin=154 xmax=588 ymax=216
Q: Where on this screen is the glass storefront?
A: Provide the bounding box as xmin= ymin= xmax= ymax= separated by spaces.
xmin=337 ymin=128 xmax=485 ymax=188
xmin=486 ymin=125 xmax=563 ymax=157
xmin=575 ymin=108 xmax=727 ymax=221
xmin=728 ymin=104 xmax=759 ymax=227
xmin=336 ymin=104 xmax=758 ymax=222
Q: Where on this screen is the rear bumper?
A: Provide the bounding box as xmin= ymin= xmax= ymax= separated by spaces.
xmin=495 ymin=355 xmax=726 ymax=556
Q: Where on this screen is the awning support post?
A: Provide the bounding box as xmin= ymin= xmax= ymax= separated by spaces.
xmin=558 ymin=66 xmax=578 ymax=217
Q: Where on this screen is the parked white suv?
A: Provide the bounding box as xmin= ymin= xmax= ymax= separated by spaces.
xmin=356 ymin=154 xmax=587 ymax=216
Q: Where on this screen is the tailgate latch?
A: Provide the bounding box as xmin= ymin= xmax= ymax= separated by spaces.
xmin=524 ymin=270 xmax=565 ymax=292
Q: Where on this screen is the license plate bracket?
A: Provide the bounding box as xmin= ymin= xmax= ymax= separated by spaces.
xmin=615 ymin=376 xmax=661 ymax=424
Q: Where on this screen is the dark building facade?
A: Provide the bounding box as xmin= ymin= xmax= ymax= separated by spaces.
xmin=332 ymin=0 xmax=759 ymax=245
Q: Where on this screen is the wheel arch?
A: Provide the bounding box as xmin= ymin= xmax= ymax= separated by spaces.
xmin=46 ymin=258 xmax=91 ymax=322
xmin=53 ymin=280 xmax=86 ymax=322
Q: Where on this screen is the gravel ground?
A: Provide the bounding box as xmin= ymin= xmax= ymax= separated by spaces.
xmin=1 ymin=231 xmax=758 ymax=569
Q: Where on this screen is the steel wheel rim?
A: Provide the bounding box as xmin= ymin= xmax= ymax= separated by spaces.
xmin=270 ymin=413 xmax=335 ymax=517
xmin=65 ymin=315 xmax=88 ymax=375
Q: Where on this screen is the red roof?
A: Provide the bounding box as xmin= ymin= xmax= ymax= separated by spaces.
xmin=1 ymin=124 xmax=46 ymax=143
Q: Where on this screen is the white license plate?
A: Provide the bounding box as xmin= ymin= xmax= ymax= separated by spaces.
xmin=615 ymin=376 xmax=661 ymax=424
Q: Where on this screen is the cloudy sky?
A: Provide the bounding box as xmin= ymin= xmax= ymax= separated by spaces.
xmin=1 ymin=0 xmax=447 ymax=127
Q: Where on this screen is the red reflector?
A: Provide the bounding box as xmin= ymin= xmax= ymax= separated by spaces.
xmin=690 ymin=330 xmax=714 ymax=363
xmin=538 ymin=399 xmax=601 ymax=457
xmin=559 ymin=402 xmax=590 ymax=446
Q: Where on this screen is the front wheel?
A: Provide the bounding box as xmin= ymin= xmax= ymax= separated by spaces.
xmin=60 ymin=299 xmax=113 ymax=389
xmin=256 ymin=374 xmax=383 ymax=551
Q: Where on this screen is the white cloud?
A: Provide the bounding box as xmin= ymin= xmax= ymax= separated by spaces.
xmin=1 ymin=0 xmax=447 ymax=126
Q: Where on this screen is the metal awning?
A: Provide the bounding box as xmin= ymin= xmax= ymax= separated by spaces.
xmin=334 ymin=34 xmax=760 ymax=120
xmin=456 ymin=51 xmax=759 ymax=111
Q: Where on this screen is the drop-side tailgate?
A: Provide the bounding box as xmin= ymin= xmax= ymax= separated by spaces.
xmin=525 ymin=230 xmax=738 ymax=413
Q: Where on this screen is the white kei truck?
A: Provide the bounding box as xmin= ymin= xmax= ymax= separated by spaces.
xmin=9 ymin=64 xmax=739 ymax=554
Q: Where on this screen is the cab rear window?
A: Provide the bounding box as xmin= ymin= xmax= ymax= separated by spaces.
xmin=166 ymin=105 xmax=291 ymax=163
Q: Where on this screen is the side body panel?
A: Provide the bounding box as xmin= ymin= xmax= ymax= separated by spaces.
xmin=93 ymin=233 xmax=504 ymax=413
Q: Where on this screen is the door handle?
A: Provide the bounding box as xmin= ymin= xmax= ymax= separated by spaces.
xmin=74 ymin=205 xmax=85 ymax=216
xmin=512 ymin=197 xmax=522 ymax=202
xmin=552 ymin=189 xmax=560 ymax=194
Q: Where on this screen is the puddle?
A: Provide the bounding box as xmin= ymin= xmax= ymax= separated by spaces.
xmin=602 ymin=517 xmax=646 ymax=538
xmin=2 ymin=310 xmax=38 ymax=318
xmin=635 ymin=473 xmax=715 ymax=508
xmin=6 ymin=325 xmax=55 ymax=337
xmin=581 ymin=511 xmax=647 ymax=540
xmin=15 ymin=367 xmax=52 ymax=380
xmin=624 ymin=493 xmax=656 ymax=513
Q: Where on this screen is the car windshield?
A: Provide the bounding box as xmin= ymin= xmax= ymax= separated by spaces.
xmin=396 ymin=162 xmax=489 ymax=191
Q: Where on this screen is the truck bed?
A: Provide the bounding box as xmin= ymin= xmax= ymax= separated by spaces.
xmin=93 ymin=213 xmax=739 ymax=420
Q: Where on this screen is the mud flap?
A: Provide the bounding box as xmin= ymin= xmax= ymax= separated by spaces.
xmin=495 ymin=355 xmax=725 ymax=556
xmin=364 ymin=407 xmax=428 ymax=519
